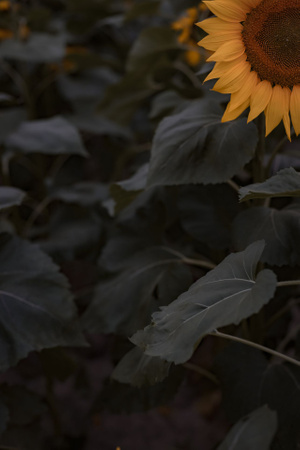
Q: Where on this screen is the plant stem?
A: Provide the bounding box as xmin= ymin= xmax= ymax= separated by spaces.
xmin=181 ymin=257 xmax=216 ymax=270
xmin=183 ymin=362 xmax=220 ymax=385
xmin=227 ymin=178 xmax=240 ymax=193
xmin=277 ymin=280 xmax=300 ymax=287
xmin=210 ymin=330 xmax=300 ymax=367
xmin=253 ymin=114 xmax=266 ymax=184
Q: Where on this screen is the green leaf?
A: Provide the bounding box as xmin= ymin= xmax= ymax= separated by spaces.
xmin=82 ymin=246 xmax=193 ymax=336
xmin=217 ymin=405 xmax=277 ymax=450
xmin=0 ymin=233 xmax=86 ymax=371
xmin=51 ymin=182 xmax=109 ymax=207
xmin=126 ymin=26 xmax=182 ymax=73
xmin=147 ymin=100 xmax=258 ymax=187
xmin=5 ymin=116 xmax=88 ymax=157
xmin=239 ymin=168 xmax=300 ymax=201
xmin=112 ymin=347 xmax=171 ymax=387
xmin=0 ymin=187 xmax=25 ymax=211
xmin=0 ymin=108 xmax=26 ymax=145
xmin=0 ymin=33 xmax=65 ymax=63
xmin=232 ymin=205 xmax=300 ymax=266
xmin=131 ymin=241 xmax=277 ymax=364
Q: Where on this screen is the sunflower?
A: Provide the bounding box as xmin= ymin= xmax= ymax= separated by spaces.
xmin=197 ymin=0 xmax=300 ymax=140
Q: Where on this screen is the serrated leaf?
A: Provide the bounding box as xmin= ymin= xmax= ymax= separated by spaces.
xmin=232 ymin=206 xmax=300 ymax=266
xmin=0 ymin=187 xmax=25 ymax=211
xmin=131 ymin=241 xmax=277 ymax=364
xmin=217 ymin=405 xmax=277 ymax=450
xmin=0 ymin=33 xmax=65 ymax=63
xmin=126 ymin=26 xmax=182 ymax=72
xmin=239 ymin=168 xmax=300 ymax=201
xmin=112 ymin=347 xmax=171 ymax=387
xmin=5 ymin=116 xmax=88 ymax=157
xmin=147 ymin=100 xmax=258 ymax=187
xmin=82 ymin=246 xmax=193 ymax=336
xmin=0 ymin=233 xmax=86 ymax=371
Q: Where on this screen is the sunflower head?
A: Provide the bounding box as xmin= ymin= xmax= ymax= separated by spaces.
xmin=197 ymin=0 xmax=300 ymax=140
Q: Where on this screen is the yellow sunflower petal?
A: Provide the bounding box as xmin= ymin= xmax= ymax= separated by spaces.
xmin=227 ymin=70 xmax=259 ymax=111
xmin=203 ymin=0 xmax=247 ymax=22
xmin=265 ymin=85 xmax=290 ymax=137
xmin=196 ymin=17 xmax=242 ymax=35
xmin=207 ymin=39 xmax=245 ymax=62
xmin=283 ymin=113 xmax=291 ymax=142
xmin=248 ymin=80 xmax=273 ymax=123
xmin=204 ymin=55 xmax=246 ymax=82
xmin=222 ymin=98 xmax=250 ymax=122
xmin=199 ymin=31 xmax=241 ymax=51
xmin=212 ymin=61 xmax=251 ymax=94
xmin=290 ymin=85 xmax=300 ymax=136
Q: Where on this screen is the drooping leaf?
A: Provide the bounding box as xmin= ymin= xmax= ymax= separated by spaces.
xmin=0 ymin=233 xmax=86 ymax=371
xmin=5 ymin=116 xmax=88 ymax=157
xmin=0 ymin=33 xmax=65 ymax=63
xmin=0 ymin=187 xmax=25 ymax=211
xmin=147 ymin=100 xmax=258 ymax=187
xmin=131 ymin=241 xmax=277 ymax=364
xmin=239 ymin=168 xmax=300 ymax=202
xmin=217 ymin=405 xmax=277 ymax=450
xmin=0 ymin=108 xmax=26 ymax=145
xmin=232 ymin=205 xmax=300 ymax=266
xmin=260 ymin=365 xmax=300 ymax=450
xmin=126 ymin=26 xmax=183 ymax=72
xmin=82 ymin=246 xmax=193 ymax=336
xmin=112 ymin=347 xmax=171 ymax=387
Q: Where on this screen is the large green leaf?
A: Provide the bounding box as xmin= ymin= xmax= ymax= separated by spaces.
xmin=5 ymin=116 xmax=88 ymax=157
xmin=82 ymin=246 xmax=193 ymax=336
xmin=112 ymin=347 xmax=171 ymax=387
xmin=147 ymin=100 xmax=258 ymax=187
xmin=239 ymin=168 xmax=300 ymax=201
xmin=131 ymin=241 xmax=277 ymax=364
xmin=217 ymin=405 xmax=277 ymax=450
xmin=0 ymin=234 xmax=86 ymax=371
xmin=232 ymin=205 xmax=300 ymax=266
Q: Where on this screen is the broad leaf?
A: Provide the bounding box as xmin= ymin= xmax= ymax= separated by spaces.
xmin=0 ymin=187 xmax=25 ymax=211
xmin=5 ymin=116 xmax=88 ymax=157
xmin=239 ymin=168 xmax=300 ymax=201
xmin=131 ymin=241 xmax=277 ymax=364
xmin=217 ymin=405 xmax=277 ymax=450
xmin=0 ymin=109 xmax=26 ymax=145
xmin=232 ymin=205 xmax=300 ymax=266
xmin=112 ymin=347 xmax=171 ymax=387
xmin=0 ymin=233 xmax=86 ymax=371
xmin=82 ymin=246 xmax=193 ymax=336
xmin=147 ymin=100 xmax=258 ymax=187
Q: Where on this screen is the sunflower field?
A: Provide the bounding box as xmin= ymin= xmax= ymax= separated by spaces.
xmin=0 ymin=0 xmax=299 ymax=449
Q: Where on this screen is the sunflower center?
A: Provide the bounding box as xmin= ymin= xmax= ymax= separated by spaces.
xmin=242 ymin=0 xmax=300 ymax=87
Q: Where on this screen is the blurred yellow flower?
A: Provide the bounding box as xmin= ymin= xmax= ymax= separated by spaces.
xmin=0 ymin=28 xmax=13 ymax=40
xmin=172 ymin=3 xmax=207 ymax=66
xmin=197 ymin=0 xmax=300 ymax=140
xmin=0 ymin=0 xmax=10 ymax=11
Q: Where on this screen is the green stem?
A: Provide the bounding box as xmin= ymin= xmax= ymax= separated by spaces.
xmin=277 ymin=280 xmax=300 ymax=287
xmin=183 ymin=362 xmax=220 ymax=385
xmin=210 ymin=330 xmax=300 ymax=367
